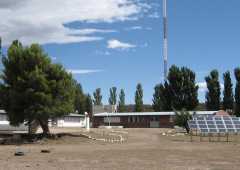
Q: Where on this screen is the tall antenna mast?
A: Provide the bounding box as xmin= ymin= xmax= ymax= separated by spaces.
xmin=163 ymin=0 xmax=168 ymax=81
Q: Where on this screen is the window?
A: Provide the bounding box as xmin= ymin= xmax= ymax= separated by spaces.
xmin=64 ymin=117 xmax=81 ymax=123
xmin=169 ymin=116 xmax=174 ymax=123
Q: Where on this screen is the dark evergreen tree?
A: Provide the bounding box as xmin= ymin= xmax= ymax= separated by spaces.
xmin=205 ymin=70 xmax=221 ymax=111
xmin=108 ymin=87 xmax=117 ymax=105
xmin=118 ymin=89 xmax=126 ymax=112
xmin=135 ymin=83 xmax=143 ymax=112
xmin=235 ymin=68 xmax=240 ymax=116
xmin=93 ymin=88 xmax=102 ymax=105
xmin=167 ymin=65 xmax=199 ymax=110
xmin=223 ymin=71 xmax=234 ymax=112
xmin=0 ymin=41 xmax=75 ymax=135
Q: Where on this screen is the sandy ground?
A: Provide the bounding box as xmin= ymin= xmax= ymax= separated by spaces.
xmin=1 ymin=128 xmax=240 ymax=170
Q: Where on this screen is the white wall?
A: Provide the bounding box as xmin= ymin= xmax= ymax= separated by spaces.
xmin=56 ymin=117 xmax=86 ymax=127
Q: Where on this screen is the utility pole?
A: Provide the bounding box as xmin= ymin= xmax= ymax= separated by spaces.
xmin=163 ymin=0 xmax=168 ymax=81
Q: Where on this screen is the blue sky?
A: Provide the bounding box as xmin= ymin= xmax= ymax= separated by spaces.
xmin=1 ymin=0 xmax=240 ymax=104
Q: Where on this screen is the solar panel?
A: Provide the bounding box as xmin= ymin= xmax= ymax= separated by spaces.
xmin=206 ymin=121 xmax=214 ymax=125
xmin=208 ymin=125 xmax=216 ymax=129
xmin=188 ymin=115 xmax=240 ymax=134
xmin=216 ymin=121 xmax=224 ymax=124
xmin=200 ymin=128 xmax=208 ymax=133
xmin=209 ymin=129 xmax=217 ymax=133
xmin=188 ymin=120 xmax=198 ymax=129
xmin=198 ymin=121 xmax=206 ymax=124
xmin=199 ymin=125 xmax=207 ymax=128
xmin=206 ymin=117 xmax=213 ymax=121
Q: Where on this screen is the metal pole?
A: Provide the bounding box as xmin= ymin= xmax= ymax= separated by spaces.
xmin=163 ymin=0 xmax=168 ymax=81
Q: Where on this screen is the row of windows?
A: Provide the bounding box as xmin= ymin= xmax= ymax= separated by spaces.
xmin=0 ymin=115 xmax=7 ymax=121
xmin=64 ymin=117 xmax=82 ymax=123
xmin=128 ymin=116 xmax=161 ymax=123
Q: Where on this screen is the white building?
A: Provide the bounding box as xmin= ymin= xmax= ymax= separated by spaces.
xmin=52 ymin=113 xmax=86 ymax=128
xmin=0 ymin=110 xmax=87 ymax=130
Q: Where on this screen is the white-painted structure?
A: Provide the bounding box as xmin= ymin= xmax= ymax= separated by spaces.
xmin=0 ymin=110 xmax=87 ymax=129
xmin=53 ymin=113 xmax=86 ymax=128
xmin=94 ymin=111 xmax=217 ymax=117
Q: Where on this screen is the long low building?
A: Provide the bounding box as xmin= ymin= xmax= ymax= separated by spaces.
xmin=93 ymin=111 xmax=217 ymax=128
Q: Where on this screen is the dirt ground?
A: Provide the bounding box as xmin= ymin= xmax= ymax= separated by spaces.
xmin=1 ymin=128 xmax=240 ymax=170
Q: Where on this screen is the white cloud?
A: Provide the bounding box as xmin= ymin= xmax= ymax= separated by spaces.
xmin=107 ymin=39 xmax=136 ymax=49
xmin=67 ymin=69 xmax=103 ymax=74
xmin=0 ymin=0 xmax=148 ymax=46
xmin=125 ymin=26 xmax=142 ymax=30
xmin=148 ymin=12 xmax=159 ymax=18
xmin=197 ymin=82 xmax=224 ymax=92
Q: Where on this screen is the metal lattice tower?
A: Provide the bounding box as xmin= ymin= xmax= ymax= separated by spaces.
xmin=163 ymin=0 xmax=168 ymax=81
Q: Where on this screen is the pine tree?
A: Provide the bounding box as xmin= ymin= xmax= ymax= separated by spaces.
xmin=118 ymin=89 xmax=126 ymax=112
xmin=108 ymin=87 xmax=117 ymax=105
xmin=0 ymin=41 xmax=75 ymax=135
xmin=205 ymin=70 xmax=221 ymax=111
xmin=223 ymin=71 xmax=234 ymax=112
xmin=135 ymin=83 xmax=143 ymax=112
xmin=235 ymin=68 xmax=240 ymax=116
xmin=93 ymin=88 xmax=102 ymax=105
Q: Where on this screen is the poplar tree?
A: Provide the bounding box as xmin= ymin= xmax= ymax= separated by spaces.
xmin=108 ymin=87 xmax=117 ymax=105
xmin=85 ymin=94 xmax=93 ymax=116
xmin=223 ymin=71 xmax=234 ymax=112
xmin=135 ymin=83 xmax=143 ymax=112
xmin=118 ymin=89 xmax=126 ymax=112
xmin=152 ymin=84 xmax=162 ymax=111
xmin=93 ymin=88 xmax=102 ymax=105
xmin=205 ymin=70 xmax=221 ymax=110
xmin=235 ymin=68 xmax=240 ymax=116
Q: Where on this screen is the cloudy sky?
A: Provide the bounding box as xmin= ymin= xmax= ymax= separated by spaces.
xmin=1 ymin=0 xmax=240 ymax=104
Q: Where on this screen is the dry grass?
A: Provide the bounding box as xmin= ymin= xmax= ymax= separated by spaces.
xmin=0 ymin=128 xmax=240 ymax=170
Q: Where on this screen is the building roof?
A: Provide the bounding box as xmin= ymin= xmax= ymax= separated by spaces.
xmin=214 ymin=110 xmax=230 ymax=116
xmin=66 ymin=113 xmax=85 ymax=117
xmin=94 ymin=111 xmax=217 ymax=117
xmin=0 ymin=110 xmax=6 ymax=114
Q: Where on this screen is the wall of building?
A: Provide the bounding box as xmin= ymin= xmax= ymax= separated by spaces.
xmin=56 ymin=116 xmax=86 ymax=127
xmin=93 ymin=115 xmax=174 ymax=128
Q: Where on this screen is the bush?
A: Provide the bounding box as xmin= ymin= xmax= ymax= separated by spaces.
xmin=174 ymin=109 xmax=192 ymax=133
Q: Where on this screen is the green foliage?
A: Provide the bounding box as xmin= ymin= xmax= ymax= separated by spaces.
xmin=153 ymin=65 xmax=198 ymax=111
xmin=168 ymin=65 xmax=199 ymax=110
xmin=223 ymin=71 xmax=234 ymax=111
xmin=205 ymin=70 xmax=221 ymax=110
xmin=85 ymin=94 xmax=93 ymax=116
xmin=93 ymin=88 xmax=102 ymax=105
xmin=118 ymin=89 xmax=126 ymax=112
xmin=135 ymin=83 xmax=143 ymax=112
xmin=174 ymin=109 xmax=192 ymax=133
xmin=74 ymin=82 xmax=86 ymax=114
xmin=0 ymin=41 xmax=75 ymax=134
xmin=235 ymin=68 xmax=240 ymax=116
xmin=108 ymin=87 xmax=117 ymax=105
xmin=152 ymin=83 xmax=172 ymax=111
xmin=152 ymin=84 xmax=162 ymax=111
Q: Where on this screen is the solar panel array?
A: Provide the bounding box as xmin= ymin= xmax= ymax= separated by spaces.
xmin=188 ymin=116 xmax=240 ymax=134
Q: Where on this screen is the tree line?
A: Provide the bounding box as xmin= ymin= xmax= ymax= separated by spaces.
xmin=92 ymin=65 xmax=240 ymax=116
xmin=0 ymin=40 xmax=239 ymax=135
